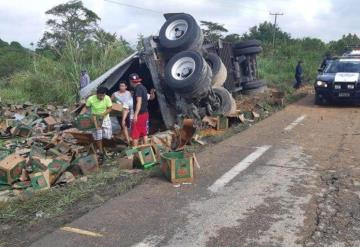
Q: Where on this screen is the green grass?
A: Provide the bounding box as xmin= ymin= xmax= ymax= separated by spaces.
xmin=0 ymin=165 xmax=150 ymax=226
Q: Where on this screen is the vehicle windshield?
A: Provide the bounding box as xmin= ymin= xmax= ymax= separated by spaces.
xmin=325 ymin=59 xmax=360 ymax=73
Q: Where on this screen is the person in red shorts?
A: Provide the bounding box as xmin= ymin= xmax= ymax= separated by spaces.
xmin=129 ymin=73 xmax=155 ymax=146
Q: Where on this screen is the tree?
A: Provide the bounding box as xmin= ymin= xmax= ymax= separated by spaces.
xmin=224 ymin=33 xmax=241 ymax=43
xmin=38 ymin=0 xmax=100 ymax=51
xmin=328 ymin=34 xmax=360 ymax=55
xmin=242 ymin=21 xmax=291 ymax=43
xmin=200 ymin=21 xmax=228 ymax=42
xmin=136 ymin=33 xmax=145 ymax=51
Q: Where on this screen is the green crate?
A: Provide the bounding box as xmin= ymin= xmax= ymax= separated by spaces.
xmin=73 ymin=113 xmax=96 ymax=131
xmin=126 ymin=145 xmax=157 ymax=169
xmin=160 ymin=151 xmax=194 ymax=184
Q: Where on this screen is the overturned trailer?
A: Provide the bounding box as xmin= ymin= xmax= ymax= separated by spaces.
xmin=80 ymin=13 xmax=265 ymax=131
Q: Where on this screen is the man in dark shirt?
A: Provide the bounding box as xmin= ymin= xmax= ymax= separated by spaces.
xmin=294 ymin=60 xmax=303 ymax=89
xmin=129 ymin=73 xmax=155 ymax=146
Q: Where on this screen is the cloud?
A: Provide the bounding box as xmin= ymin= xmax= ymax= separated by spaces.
xmin=0 ymin=0 xmax=358 ymax=47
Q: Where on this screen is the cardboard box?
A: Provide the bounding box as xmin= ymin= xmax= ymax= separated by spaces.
xmin=110 ymin=103 xmax=123 ymax=116
xmin=44 ymin=116 xmax=57 ymax=130
xmin=74 ymin=155 xmax=99 ymax=175
xmin=0 ymin=154 xmax=26 ymax=185
xmin=160 ymin=151 xmax=194 ymax=184
xmin=30 ymin=172 xmax=50 ymax=190
xmin=73 ymin=114 xmax=96 ymax=131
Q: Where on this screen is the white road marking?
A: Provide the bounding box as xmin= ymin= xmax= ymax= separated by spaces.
xmin=60 ymin=226 xmax=103 ymax=237
xmin=132 ymin=235 xmax=164 ymax=247
xmin=208 ymin=145 xmax=271 ymax=193
xmin=284 ymin=115 xmax=306 ymax=131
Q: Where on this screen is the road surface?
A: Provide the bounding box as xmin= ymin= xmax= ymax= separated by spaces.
xmin=31 ymin=95 xmax=360 ymax=247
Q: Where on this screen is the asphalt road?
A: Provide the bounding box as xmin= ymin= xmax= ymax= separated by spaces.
xmin=31 ymin=95 xmax=360 ymax=247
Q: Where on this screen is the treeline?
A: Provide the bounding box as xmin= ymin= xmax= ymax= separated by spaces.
xmin=1 ymin=1 xmax=360 ymax=103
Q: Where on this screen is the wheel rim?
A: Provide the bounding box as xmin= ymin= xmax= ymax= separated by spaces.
xmin=171 ymin=57 xmax=196 ymax=80
xmin=165 ymin=20 xmax=188 ymax=40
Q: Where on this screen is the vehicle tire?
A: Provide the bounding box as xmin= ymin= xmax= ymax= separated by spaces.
xmin=243 ymin=80 xmax=266 ymax=90
xmin=212 ymin=87 xmax=237 ymax=115
xmin=234 ymin=46 xmax=263 ymax=56
xmin=233 ymin=40 xmax=261 ymax=49
xmin=314 ymin=93 xmax=325 ymax=105
xmin=242 ymin=86 xmax=267 ymax=95
xmin=164 ymin=50 xmax=211 ymax=98
xmin=159 ymin=13 xmax=203 ymax=52
xmin=204 ymin=52 xmax=227 ymax=86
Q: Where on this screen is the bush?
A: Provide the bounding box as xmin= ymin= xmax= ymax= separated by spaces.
xmin=0 ymin=38 xmax=133 ymax=105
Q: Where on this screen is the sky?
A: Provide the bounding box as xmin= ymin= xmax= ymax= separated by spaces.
xmin=0 ymin=0 xmax=358 ymax=48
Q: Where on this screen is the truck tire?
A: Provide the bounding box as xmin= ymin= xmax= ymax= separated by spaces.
xmin=234 ymin=46 xmax=263 ymax=56
xmin=212 ymin=87 xmax=236 ymax=115
xmin=243 ymin=80 xmax=266 ymax=90
xmin=164 ymin=50 xmax=211 ymax=98
xmin=233 ymin=40 xmax=261 ymax=49
xmin=159 ymin=13 xmax=203 ymax=52
xmin=204 ymin=52 xmax=227 ymax=86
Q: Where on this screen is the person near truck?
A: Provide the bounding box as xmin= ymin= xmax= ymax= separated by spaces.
xmin=294 ymin=60 xmax=303 ymax=89
xmin=111 ymin=81 xmax=133 ymax=145
xmin=85 ymin=86 xmax=112 ymax=159
xmin=129 ymin=73 xmax=155 ymax=146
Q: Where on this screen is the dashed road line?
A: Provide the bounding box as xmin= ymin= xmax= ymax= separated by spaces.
xmin=61 ymin=226 xmax=103 ymax=237
xmin=284 ymin=115 xmax=307 ymax=131
xmin=208 ymin=145 xmax=271 ymax=193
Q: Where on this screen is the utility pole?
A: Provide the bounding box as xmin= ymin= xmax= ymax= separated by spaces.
xmin=270 ymin=12 xmax=284 ymax=49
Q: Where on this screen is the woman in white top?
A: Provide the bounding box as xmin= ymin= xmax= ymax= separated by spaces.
xmin=111 ymin=81 xmax=133 ymax=145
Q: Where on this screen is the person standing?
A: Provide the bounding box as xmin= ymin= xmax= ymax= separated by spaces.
xmin=80 ymin=69 xmax=90 ymax=90
xmin=111 ymin=81 xmax=133 ymax=145
xmin=85 ymin=87 xmax=112 ymax=158
xmin=294 ymin=60 xmax=303 ymax=89
xmin=129 ymin=73 xmax=150 ymax=147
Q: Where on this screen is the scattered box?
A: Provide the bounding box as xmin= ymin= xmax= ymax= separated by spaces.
xmin=76 ymin=155 xmax=99 ymax=175
xmin=0 ymin=154 xmax=26 ymax=185
xmin=110 ymin=103 xmax=123 ymax=116
xmin=131 ymin=145 xmax=157 ymax=169
xmin=160 ymin=151 xmax=194 ymax=184
xmin=44 ymin=116 xmax=57 ymax=131
xmin=30 ymin=172 xmax=50 ymax=190
xmin=73 ymin=114 xmax=96 ymax=131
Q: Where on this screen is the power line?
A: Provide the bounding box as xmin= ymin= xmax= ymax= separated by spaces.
xmin=270 ymin=12 xmax=284 ymax=49
xmin=103 ymin=0 xmax=163 ymax=14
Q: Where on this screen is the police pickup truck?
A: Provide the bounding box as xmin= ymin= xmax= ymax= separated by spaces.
xmin=315 ymin=51 xmax=360 ymax=105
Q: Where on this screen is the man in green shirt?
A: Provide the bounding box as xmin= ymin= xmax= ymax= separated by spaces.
xmin=85 ymin=87 xmax=112 ymax=157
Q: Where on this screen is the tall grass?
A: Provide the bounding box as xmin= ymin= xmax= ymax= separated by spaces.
xmin=258 ymin=39 xmax=327 ymax=93
xmin=0 ymin=39 xmax=133 ymax=105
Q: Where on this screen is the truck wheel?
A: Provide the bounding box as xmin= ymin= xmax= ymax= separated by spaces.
xmin=159 ymin=13 xmax=203 ymax=52
xmin=164 ymin=50 xmax=211 ymax=97
xmin=243 ymin=80 xmax=266 ymax=90
xmin=212 ymin=87 xmax=237 ymax=115
xmin=233 ymin=40 xmax=261 ymax=49
xmin=234 ymin=46 xmax=263 ymax=56
xmin=204 ymin=52 xmax=227 ymax=87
